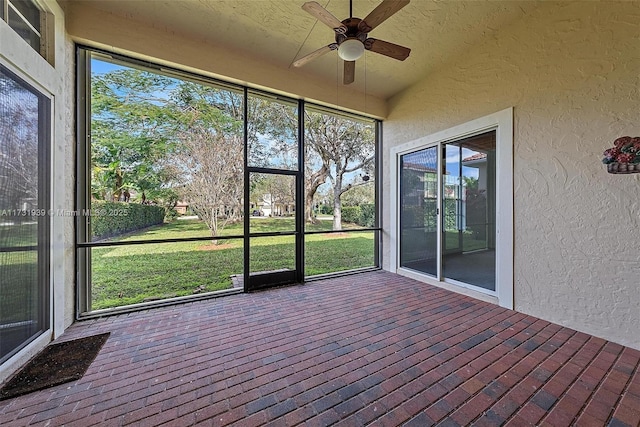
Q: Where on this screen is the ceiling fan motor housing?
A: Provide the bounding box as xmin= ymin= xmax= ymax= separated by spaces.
xmin=335 ymin=17 xmax=368 ymax=44
xmin=335 ymin=17 xmax=368 ymax=60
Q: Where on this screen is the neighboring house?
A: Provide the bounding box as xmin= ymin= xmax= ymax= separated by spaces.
xmin=1 ymin=0 xmax=638 ymax=384
xmin=259 ymin=193 xmax=295 ymax=217
xmin=174 ymin=201 xmax=189 ymax=215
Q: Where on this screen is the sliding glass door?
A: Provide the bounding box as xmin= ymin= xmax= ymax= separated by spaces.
xmin=399 ymin=130 xmax=497 ymax=292
xmin=0 ymin=65 xmax=50 ymax=363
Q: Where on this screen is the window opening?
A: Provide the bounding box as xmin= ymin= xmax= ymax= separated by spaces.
xmin=78 ymin=52 xmax=245 ymax=312
xmin=2 ymin=0 xmax=50 ymax=61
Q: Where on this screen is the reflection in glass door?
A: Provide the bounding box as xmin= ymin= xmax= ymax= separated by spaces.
xmin=0 ymin=65 xmax=50 ymax=364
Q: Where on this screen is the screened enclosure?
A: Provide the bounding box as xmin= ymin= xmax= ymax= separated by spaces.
xmin=76 ymin=47 xmax=380 ymax=315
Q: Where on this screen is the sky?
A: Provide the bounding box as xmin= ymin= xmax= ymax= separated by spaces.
xmin=91 ymin=58 xmax=123 ymax=75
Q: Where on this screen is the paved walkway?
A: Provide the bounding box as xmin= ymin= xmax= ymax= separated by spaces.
xmin=1 ymin=271 xmax=639 ymax=426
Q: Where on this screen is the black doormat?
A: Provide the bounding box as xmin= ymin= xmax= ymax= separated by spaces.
xmin=0 ymin=333 xmax=110 ymax=401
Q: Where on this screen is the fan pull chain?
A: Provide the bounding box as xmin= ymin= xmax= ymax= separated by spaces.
xmin=364 ymin=51 xmax=367 ymax=114
xmin=336 ymin=54 xmax=340 ymax=105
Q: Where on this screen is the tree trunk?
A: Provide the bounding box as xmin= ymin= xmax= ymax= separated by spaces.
xmin=305 ymin=192 xmax=318 ymax=224
xmin=332 ymin=180 xmax=342 ymax=231
xmin=113 ymin=169 xmax=123 ymax=201
xmin=210 ymin=207 xmax=219 ymax=245
xmin=304 ymin=164 xmax=329 ymax=224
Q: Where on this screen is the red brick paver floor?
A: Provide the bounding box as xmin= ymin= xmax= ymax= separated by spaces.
xmin=1 ymin=271 xmax=639 ymax=426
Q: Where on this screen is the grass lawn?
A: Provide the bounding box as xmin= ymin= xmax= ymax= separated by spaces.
xmin=91 ymin=218 xmax=374 ymax=310
xmin=0 ymin=252 xmax=40 ymax=323
xmin=0 ymin=223 xmax=38 ymax=248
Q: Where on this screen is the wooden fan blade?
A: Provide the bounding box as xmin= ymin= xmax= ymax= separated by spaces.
xmin=365 ymin=38 xmax=411 ymax=61
xmin=344 ymin=61 xmax=355 ymax=85
xmin=293 ymin=44 xmax=338 ymax=67
xmin=359 ymin=0 xmax=410 ymax=33
xmin=302 ymin=1 xmax=347 ymax=34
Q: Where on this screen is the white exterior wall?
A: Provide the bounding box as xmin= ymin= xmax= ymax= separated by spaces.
xmin=0 ymin=0 xmax=75 ymax=382
xmin=383 ymin=1 xmax=640 ymax=349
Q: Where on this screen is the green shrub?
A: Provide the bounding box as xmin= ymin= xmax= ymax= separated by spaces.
xmin=91 ymin=201 xmax=165 ymax=240
xmin=342 ymin=206 xmax=361 ymax=224
xmin=341 ymin=204 xmax=376 ymax=227
xmin=359 ymin=204 xmax=375 ymax=227
xmin=165 ymin=207 xmax=179 ymax=221
xmin=320 ymin=205 xmax=333 ymax=215
xmin=443 ymin=198 xmax=458 ymax=231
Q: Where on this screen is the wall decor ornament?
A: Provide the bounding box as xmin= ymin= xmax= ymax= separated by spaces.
xmin=602 ymin=136 xmax=640 ymax=174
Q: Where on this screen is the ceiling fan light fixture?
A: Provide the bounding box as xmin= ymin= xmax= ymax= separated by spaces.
xmin=338 ymin=38 xmax=364 ymax=61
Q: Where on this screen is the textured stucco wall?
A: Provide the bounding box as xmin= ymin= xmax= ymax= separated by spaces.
xmin=383 ymin=1 xmax=640 ymax=349
xmin=0 ymin=1 xmax=75 ymax=382
xmin=62 ymin=31 xmax=75 ymax=331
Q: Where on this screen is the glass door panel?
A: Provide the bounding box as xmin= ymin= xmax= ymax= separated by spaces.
xmin=442 ymin=144 xmax=463 ymax=255
xmin=247 ymin=172 xmax=298 ymax=290
xmin=398 ymin=131 xmax=497 ymax=292
xmin=442 ymin=131 xmax=496 ymax=291
xmin=399 ymin=147 xmax=438 ymax=276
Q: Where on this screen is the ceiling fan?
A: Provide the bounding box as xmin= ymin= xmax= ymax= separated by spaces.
xmin=294 ymin=0 xmax=411 ymax=85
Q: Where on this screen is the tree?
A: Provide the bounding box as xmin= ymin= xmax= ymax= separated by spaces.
xmin=463 ymin=176 xmax=487 ymax=239
xmin=305 ymin=111 xmax=375 ymax=230
xmin=171 ymin=82 xmax=244 ymax=238
xmin=244 ymin=95 xmax=298 ymax=168
xmin=91 ymin=68 xmax=178 ymax=207
xmin=173 ymin=128 xmax=243 ymax=240
xmin=341 ymin=181 xmax=375 ymax=206
xmin=91 ymin=64 xmax=246 ymax=239
xmin=89 ymin=61 xmax=377 ymax=236
xmin=253 ymin=107 xmax=377 ymax=228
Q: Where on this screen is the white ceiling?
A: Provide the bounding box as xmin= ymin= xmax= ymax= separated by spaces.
xmin=69 ymin=0 xmax=540 ymax=101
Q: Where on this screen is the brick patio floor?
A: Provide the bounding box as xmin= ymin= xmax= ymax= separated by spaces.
xmin=1 ymin=271 xmax=639 ymax=426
